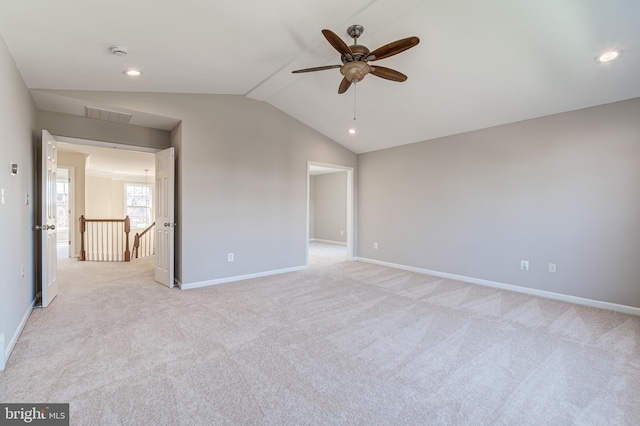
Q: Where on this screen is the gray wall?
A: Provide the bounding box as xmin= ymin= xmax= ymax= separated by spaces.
xmin=313 ymin=172 xmax=347 ymax=243
xmin=38 ymin=110 xmax=171 ymax=150
xmin=0 ymin=34 xmax=37 ymax=367
xmin=359 ymin=98 xmax=640 ymax=308
xmin=40 ymin=91 xmax=358 ymax=285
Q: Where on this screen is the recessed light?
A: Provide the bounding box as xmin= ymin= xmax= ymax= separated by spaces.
xmin=348 ymin=128 xmax=357 ymax=135
xmin=595 ymin=49 xmax=622 ymax=63
xmin=123 ymin=69 xmax=142 ymax=76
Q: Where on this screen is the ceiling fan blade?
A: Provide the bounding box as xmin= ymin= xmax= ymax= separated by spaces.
xmin=367 ymin=36 xmax=419 ymax=61
xmin=338 ymin=77 xmax=352 ymax=94
xmin=292 ymin=64 xmax=342 ymax=74
xmin=322 ymin=29 xmax=354 ymax=60
xmin=370 ymin=66 xmax=407 ymax=82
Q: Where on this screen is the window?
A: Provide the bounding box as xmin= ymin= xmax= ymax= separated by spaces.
xmin=125 ymin=184 xmax=152 ymax=229
xmin=56 ymin=179 xmax=69 ymax=229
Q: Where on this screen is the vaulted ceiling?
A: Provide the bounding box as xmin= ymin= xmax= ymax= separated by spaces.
xmin=1 ymin=0 xmax=638 ymax=153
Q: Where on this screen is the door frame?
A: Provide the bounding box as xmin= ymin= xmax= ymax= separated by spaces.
xmin=54 ymin=136 xmax=160 ymax=154
xmin=53 ymin=136 xmax=163 ymax=263
xmin=306 ymin=161 xmax=355 ymax=265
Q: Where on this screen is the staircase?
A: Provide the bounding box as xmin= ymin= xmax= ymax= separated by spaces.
xmin=79 ymin=215 xmax=155 ymax=262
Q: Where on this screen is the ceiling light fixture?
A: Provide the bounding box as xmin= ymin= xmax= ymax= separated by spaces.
xmin=123 ymin=69 xmax=142 ymax=76
xmin=341 ymin=61 xmax=370 ymax=83
xmin=595 ymin=49 xmax=622 ymax=63
xmin=348 ymin=128 xmax=357 ymax=135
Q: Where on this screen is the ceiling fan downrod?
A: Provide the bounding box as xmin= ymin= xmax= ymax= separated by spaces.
xmin=347 ymin=24 xmax=364 ymax=45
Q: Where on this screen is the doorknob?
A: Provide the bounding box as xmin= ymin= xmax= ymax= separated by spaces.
xmin=48 ymin=224 xmax=56 ymax=230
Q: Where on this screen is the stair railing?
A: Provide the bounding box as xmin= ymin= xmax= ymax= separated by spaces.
xmin=79 ymin=215 xmax=131 ymax=262
xmin=133 ymin=222 xmax=155 ymax=259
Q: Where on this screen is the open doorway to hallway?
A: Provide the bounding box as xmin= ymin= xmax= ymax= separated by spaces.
xmin=55 ymin=137 xmax=157 ymax=272
xmin=307 ymin=162 xmax=355 ymax=267
xmin=308 ymin=241 xmax=348 ymax=267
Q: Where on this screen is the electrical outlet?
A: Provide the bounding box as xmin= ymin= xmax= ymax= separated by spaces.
xmin=373 ymin=242 xmax=378 ymax=249
xmin=340 ymin=230 xmax=344 ymax=236
xmin=549 ymin=263 xmax=557 ymax=273
xmin=227 ymin=253 xmax=234 ymax=262
xmin=520 ymin=260 xmax=529 ymax=271
xmin=21 ymin=265 xmax=24 ymax=278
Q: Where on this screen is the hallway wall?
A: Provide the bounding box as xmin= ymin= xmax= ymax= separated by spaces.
xmin=0 ymin=34 xmax=37 ymax=369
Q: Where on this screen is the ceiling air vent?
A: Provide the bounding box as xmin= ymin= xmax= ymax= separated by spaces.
xmin=85 ymin=106 xmax=132 ymax=124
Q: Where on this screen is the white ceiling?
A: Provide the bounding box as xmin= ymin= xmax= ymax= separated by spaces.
xmin=57 ymin=139 xmax=156 ymax=179
xmin=1 ymin=0 xmax=639 ymax=154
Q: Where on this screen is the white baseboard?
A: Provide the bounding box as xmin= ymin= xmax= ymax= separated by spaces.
xmin=1 ymin=300 xmax=34 ymax=371
xmin=357 ymin=257 xmax=640 ymax=316
xmin=181 ymin=265 xmax=308 ymax=290
xmin=0 ymin=333 xmax=4 ymax=371
xmin=309 ymin=239 xmax=347 ymax=246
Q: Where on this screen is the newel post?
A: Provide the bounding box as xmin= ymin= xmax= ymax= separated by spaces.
xmin=124 ymin=215 xmax=131 ymax=262
xmin=79 ymin=215 xmax=86 ymax=261
xmin=133 ymin=232 xmax=140 ymax=259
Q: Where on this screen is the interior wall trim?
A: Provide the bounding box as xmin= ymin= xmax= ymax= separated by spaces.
xmin=180 ymin=265 xmax=308 ymax=290
xmin=1 ymin=300 xmax=35 ymax=371
xmin=357 ymin=257 xmax=640 ymax=316
xmin=309 ymin=239 xmax=347 ymax=246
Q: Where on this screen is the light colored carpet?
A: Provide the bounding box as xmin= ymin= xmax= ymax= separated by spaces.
xmin=1 ymin=242 xmax=639 ymax=425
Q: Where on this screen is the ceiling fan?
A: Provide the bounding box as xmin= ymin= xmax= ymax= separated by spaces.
xmin=292 ymin=25 xmax=419 ymax=94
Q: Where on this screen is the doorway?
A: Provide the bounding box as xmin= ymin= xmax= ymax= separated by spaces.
xmin=54 ymin=137 xmax=158 ymax=267
xmin=307 ymin=162 xmax=355 ymax=267
xmin=56 ymin=167 xmax=73 ymax=259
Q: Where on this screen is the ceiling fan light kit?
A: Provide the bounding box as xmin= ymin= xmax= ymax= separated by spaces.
xmin=341 ymin=61 xmax=370 ymax=82
xmin=292 ymin=24 xmax=419 ymax=94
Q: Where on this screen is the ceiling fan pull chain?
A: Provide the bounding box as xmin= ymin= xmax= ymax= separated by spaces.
xmin=353 ymin=81 xmax=357 ymax=122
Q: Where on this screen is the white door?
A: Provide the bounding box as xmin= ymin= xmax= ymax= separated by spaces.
xmin=40 ymin=130 xmax=58 ymax=307
xmin=155 ymin=147 xmax=175 ymax=287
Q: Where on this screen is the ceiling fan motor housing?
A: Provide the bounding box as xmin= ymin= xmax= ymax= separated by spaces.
xmin=347 ymin=44 xmax=370 ymax=62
